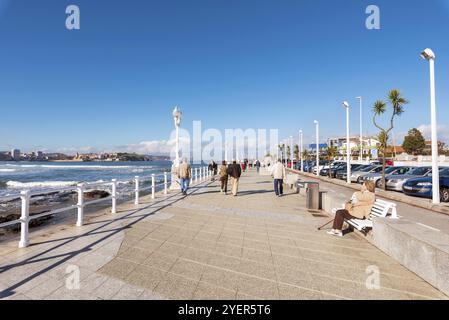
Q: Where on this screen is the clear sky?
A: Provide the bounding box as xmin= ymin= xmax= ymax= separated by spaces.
xmin=0 ymin=0 xmax=448 ymax=154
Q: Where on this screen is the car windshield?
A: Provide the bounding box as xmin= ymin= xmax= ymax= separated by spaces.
xmin=385 ymin=167 xmax=398 ymax=174
xmin=439 ymin=168 xmax=449 ymax=176
xmin=409 ymin=167 xmax=430 ymax=176
xmin=360 ymin=166 xmax=375 ymax=172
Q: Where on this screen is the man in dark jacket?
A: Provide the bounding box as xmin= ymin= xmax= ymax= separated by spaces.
xmin=227 ymin=160 xmax=242 ymax=196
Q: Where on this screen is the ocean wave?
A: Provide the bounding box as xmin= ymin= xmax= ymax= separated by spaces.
xmin=0 ymin=169 xmax=16 ymax=172
xmin=6 ymin=181 xmax=79 ymax=189
xmin=3 ymin=164 xmax=155 ymax=170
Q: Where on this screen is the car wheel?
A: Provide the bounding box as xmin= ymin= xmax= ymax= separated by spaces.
xmin=440 ymin=188 xmax=449 ymax=203
xmin=375 ymin=179 xmax=382 ymax=188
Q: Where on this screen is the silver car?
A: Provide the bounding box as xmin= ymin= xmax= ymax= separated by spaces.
xmin=361 ymin=166 xmax=414 ymax=188
xmin=350 ymin=165 xmax=383 ymax=183
xmin=383 ymin=166 xmax=432 ymax=191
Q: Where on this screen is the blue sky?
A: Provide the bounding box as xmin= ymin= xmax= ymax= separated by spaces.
xmin=0 ymin=0 xmax=448 ymax=154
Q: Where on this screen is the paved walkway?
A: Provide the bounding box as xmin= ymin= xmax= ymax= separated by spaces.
xmin=0 ymin=170 xmax=447 ymax=300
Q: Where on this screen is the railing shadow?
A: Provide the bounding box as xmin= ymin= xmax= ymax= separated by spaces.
xmin=0 ymin=180 xmax=212 ymax=299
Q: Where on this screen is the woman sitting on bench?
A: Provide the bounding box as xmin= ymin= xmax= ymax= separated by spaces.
xmin=327 ymin=181 xmax=376 ymax=237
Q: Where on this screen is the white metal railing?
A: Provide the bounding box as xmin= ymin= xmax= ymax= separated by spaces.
xmin=0 ymin=166 xmax=211 ymax=248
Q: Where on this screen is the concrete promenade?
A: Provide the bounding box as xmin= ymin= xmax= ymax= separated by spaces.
xmin=0 ymin=170 xmax=447 ymax=300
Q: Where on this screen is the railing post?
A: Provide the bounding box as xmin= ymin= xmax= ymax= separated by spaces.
xmin=76 ymin=183 xmax=85 ymax=227
xmin=164 ymin=172 xmax=168 ymax=194
xmin=19 ymin=190 xmax=30 ymax=248
xmin=195 ymin=168 xmax=198 ymax=183
xmin=134 ymin=176 xmax=140 ymax=206
xmin=111 ymin=179 xmax=117 ymax=214
xmin=151 ymin=174 xmax=155 ymax=199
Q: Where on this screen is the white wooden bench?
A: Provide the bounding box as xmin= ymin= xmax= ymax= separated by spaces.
xmin=332 ymin=199 xmax=399 ymax=231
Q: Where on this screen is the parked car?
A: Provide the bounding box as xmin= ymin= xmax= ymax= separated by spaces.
xmin=312 ymin=161 xmax=330 ymax=175
xmin=320 ymin=162 xmax=346 ymax=177
xmin=361 ymin=166 xmax=414 ymax=188
xmin=335 ymin=164 xmax=365 ymax=180
xmin=402 ymin=167 xmax=449 ymax=202
xmin=350 ymin=165 xmax=383 ymax=183
xmin=382 ymin=166 xmax=432 ymax=191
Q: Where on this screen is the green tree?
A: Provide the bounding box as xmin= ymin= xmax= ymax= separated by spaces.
xmin=325 ymin=146 xmax=338 ymax=178
xmin=294 ymin=144 xmax=299 ymax=160
xmin=402 ymin=128 xmax=426 ymax=155
xmin=373 ymin=89 xmax=409 ymax=190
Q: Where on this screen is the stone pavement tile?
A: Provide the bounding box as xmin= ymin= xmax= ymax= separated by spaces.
xmin=4 ymin=293 xmax=32 ymax=300
xmin=124 ymin=268 xmax=163 ymax=290
xmin=200 ymin=267 xmax=242 ymax=291
xmin=243 ymin=239 xmax=271 ymax=251
xmin=236 ymin=292 xmax=263 ymax=300
xmin=192 ymin=282 xmax=237 ymax=300
xmin=167 ymin=234 xmax=194 ymax=246
xmin=116 ymin=246 xmax=154 ymax=263
xmin=157 ymin=242 xmax=188 ymax=257
xmin=169 ymin=259 xmax=205 ymax=282
xmin=194 ymin=231 xmax=221 ymax=242
xmin=138 ymin=289 xmax=167 ymax=300
xmin=270 ymin=243 xmax=299 ymax=256
xmin=91 ymin=277 xmax=125 ymax=299
xmin=207 ymin=254 xmax=242 ymax=272
xmin=75 ymin=252 xmax=115 ymax=270
xmin=217 ymin=235 xmax=243 ymax=247
xmin=142 ymin=252 xmax=178 ymax=271
xmin=23 ymin=276 xmax=65 ymax=300
xmin=278 ymin=284 xmax=322 ymax=300
xmin=144 ymin=230 xmax=173 ymax=242
xmin=111 ymin=284 xmax=145 ymax=300
xmin=121 ymin=235 xmax=142 ymax=247
xmin=79 ymin=272 xmax=109 ymax=293
xmin=134 ymin=236 xmax=165 ymax=250
xmin=189 ymin=239 xmax=217 ymax=252
xmin=236 ymin=275 xmax=279 ymax=300
xmin=238 ymin=260 xmax=277 ymax=281
xmin=380 ymin=275 xmax=447 ymax=299
xmin=242 ymin=248 xmax=273 ymax=263
xmin=153 ymin=273 xmax=199 ymax=300
xmin=214 ymin=243 xmax=243 ymax=258
xmin=180 ymin=247 xmax=213 ymax=264
xmin=99 ymin=257 xmax=138 ymax=279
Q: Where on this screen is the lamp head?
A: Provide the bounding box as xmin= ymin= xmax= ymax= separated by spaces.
xmin=314 ymin=120 xmax=319 ymax=125
xmin=342 ymin=101 xmax=349 ymax=108
xmin=299 ymin=130 xmax=303 ymax=134
xmin=172 ymin=106 xmax=182 ymax=126
xmin=421 ymin=48 xmax=435 ymax=61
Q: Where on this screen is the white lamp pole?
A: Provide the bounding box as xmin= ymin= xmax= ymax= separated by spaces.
xmin=314 ymin=120 xmax=319 ymax=176
xmin=421 ymin=48 xmax=440 ymax=204
xmin=356 ymin=96 xmax=363 ymax=161
xmin=299 ymin=130 xmax=303 ymax=172
xmin=283 ymin=139 xmax=287 ymax=164
xmin=290 ymin=135 xmax=293 ymax=169
xmin=170 ymin=106 xmax=182 ymax=190
xmin=343 ymin=101 xmax=351 ymax=184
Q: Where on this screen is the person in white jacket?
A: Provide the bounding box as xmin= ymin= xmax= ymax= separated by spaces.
xmin=271 ymin=159 xmax=286 ymax=197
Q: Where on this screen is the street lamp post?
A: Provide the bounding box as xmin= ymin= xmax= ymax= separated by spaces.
xmin=299 ymin=130 xmax=303 ymax=172
xmin=421 ymin=48 xmax=440 ymax=204
xmin=170 ymin=106 xmax=182 ymax=190
xmin=290 ymin=135 xmax=294 ymax=169
xmin=343 ymin=101 xmax=351 ymax=184
xmin=314 ymin=120 xmax=319 ymax=177
xmin=356 ymin=96 xmax=363 ymax=161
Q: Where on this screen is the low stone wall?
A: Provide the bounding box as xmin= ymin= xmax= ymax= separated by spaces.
xmin=285 ymin=171 xmax=449 ymax=297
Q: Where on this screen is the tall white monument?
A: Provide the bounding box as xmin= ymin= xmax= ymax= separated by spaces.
xmin=170 ymin=106 xmax=182 ymax=190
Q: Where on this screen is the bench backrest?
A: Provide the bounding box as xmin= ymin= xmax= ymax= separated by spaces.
xmin=369 ymin=199 xmax=398 ymax=220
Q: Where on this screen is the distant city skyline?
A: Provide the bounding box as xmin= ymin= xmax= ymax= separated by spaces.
xmin=1 ymin=0 xmax=449 ymax=154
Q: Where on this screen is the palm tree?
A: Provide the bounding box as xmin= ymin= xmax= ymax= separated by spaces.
xmin=372 ymin=89 xmax=409 ymax=189
xmin=325 ymin=146 xmax=338 ymax=178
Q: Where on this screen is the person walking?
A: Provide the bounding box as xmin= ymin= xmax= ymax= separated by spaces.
xmin=208 ymin=160 xmax=216 ymax=181
xmin=255 ymin=160 xmax=261 ymax=173
xmin=227 ymin=160 xmax=242 ymax=196
xmin=177 ymin=158 xmax=192 ymax=195
xmin=219 ymin=160 xmax=229 ymax=194
xmin=271 ymin=158 xmax=286 ymax=197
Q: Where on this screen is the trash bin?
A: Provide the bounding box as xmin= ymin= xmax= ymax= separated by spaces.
xmin=306 ymin=182 xmax=320 ymax=211
xmin=296 ymin=180 xmax=320 ymax=211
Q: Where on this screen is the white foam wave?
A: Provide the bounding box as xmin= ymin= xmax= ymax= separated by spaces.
xmin=6 ymin=181 xmax=78 ymax=189
xmin=3 ymin=164 xmax=155 ymax=170
xmin=0 ymin=169 xmax=16 ymax=172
